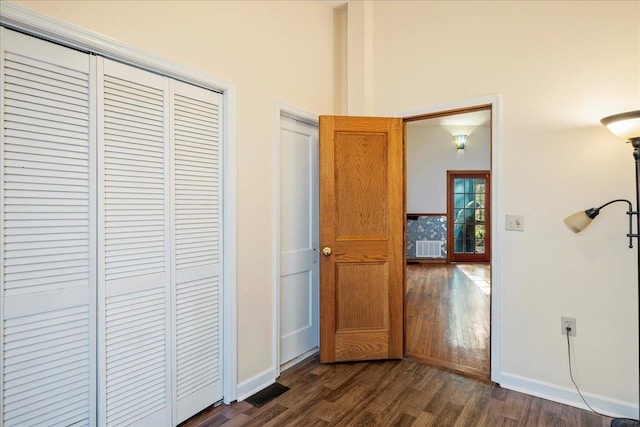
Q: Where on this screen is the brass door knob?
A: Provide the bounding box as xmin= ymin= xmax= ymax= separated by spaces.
xmin=322 ymin=247 xmax=332 ymax=256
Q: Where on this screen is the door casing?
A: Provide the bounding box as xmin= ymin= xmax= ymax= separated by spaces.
xmin=274 ymin=103 xmax=321 ymax=376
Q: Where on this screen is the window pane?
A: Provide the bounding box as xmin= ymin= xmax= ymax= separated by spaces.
xmin=475 ymin=209 xmax=485 ymax=223
xmin=475 ymin=179 xmax=486 ymax=193
xmin=464 ymin=208 xmax=475 ymax=223
xmin=454 ymin=208 xmax=465 ymax=223
xmin=465 ymin=178 xmax=474 ymax=193
xmin=454 ymin=194 xmax=465 ymax=208
xmin=465 ymin=237 xmax=475 ymax=253
xmin=454 ymin=178 xmax=465 ymax=194
xmin=454 ymin=238 xmax=465 ymax=253
xmin=465 ymin=193 xmax=475 ymax=207
xmin=475 ymin=225 xmax=485 ymax=238
xmin=475 ymin=239 xmax=485 ymax=254
xmin=475 ymin=193 xmax=485 ymax=207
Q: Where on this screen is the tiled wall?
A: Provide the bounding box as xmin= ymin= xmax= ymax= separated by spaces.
xmin=406 ymin=215 xmax=447 ymax=258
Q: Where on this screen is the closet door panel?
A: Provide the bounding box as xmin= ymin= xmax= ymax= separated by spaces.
xmin=99 ymin=58 xmax=171 ymax=426
xmin=1 ymin=29 xmax=96 ymax=427
xmin=172 ymin=81 xmax=223 ymax=423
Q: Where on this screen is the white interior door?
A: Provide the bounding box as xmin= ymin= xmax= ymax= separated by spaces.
xmin=171 ymin=80 xmax=223 ymax=423
xmin=279 ymin=115 xmax=319 ymax=366
xmin=98 ymin=58 xmax=172 ymax=427
xmin=0 ymin=28 xmax=97 ymax=427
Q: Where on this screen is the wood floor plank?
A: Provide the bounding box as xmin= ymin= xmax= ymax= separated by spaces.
xmin=181 ymin=350 xmax=613 ymax=427
xmin=405 ymin=263 xmax=491 ymax=377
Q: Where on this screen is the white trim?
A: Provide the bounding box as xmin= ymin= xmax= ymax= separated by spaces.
xmin=235 ymin=367 xmax=279 ymax=402
xmin=280 ymin=348 xmax=319 ymax=373
xmin=499 ymin=371 xmax=636 ymax=419
xmin=0 ymin=0 xmax=238 ymax=408
xmin=488 ymin=95 xmax=503 ymax=383
xmin=223 ymin=86 xmax=238 ymax=404
xmin=273 ymin=101 xmax=319 ymax=378
xmin=395 ymin=93 xmax=502 ymax=382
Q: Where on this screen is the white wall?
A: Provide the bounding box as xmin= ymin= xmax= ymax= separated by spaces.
xmin=9 ymin=0 xmax=336 ymax=388
xmin=371 ymin=0 xmax=640 ymax=416
xmin=406 ymin=122 xmax=490 ymax=213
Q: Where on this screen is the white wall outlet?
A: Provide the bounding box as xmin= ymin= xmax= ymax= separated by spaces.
xmin=506 ymin=214 xmax=524 ymax=231
xmin=561 ymin=316 xmax=576 ymax=337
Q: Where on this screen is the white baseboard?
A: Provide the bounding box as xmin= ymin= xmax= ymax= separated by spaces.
xmin=236 ymin=366 xmax=278 ymax=402
xmin=497 ymin=371 xmax=637 ymax=419
xmin=280 ymin=347 xmax=319 ymax=373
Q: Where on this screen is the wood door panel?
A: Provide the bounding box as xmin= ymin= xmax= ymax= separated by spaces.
xmin=336 ymin=262 xmax=389 ymax=330
xmin=319 ymin=116 xmax=404 ymax=363
xmin=335 ymin=132 xmax=388 ymax=239
xmin=335 ymin=331 xmax=388 ymax=361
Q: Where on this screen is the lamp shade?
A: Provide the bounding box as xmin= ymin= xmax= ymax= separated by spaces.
xmin=601 ymin=110 xmax=640 ymax=141
xmin=563 ymin=211 xmax=593 ymax=233
xmin=454 ymin=134 xmax=468 ymax=150
xmin=563 ymin=208 xmax=600 ymax=233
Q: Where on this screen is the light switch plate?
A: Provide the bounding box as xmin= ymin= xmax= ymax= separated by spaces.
xmin=506 ymin=214 xmax=524 ymax=231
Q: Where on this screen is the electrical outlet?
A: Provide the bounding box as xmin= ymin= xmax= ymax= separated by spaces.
xmin=561 ymin=316 xmax=576 ymax=337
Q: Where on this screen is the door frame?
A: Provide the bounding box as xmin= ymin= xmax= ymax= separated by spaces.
xmin=398 ymin=95 xmax=501 ymax=382
xmin=0 ymin=2 xmax=239 ymax=404
xmin=273 ymin=102 xmax=320 ymax=377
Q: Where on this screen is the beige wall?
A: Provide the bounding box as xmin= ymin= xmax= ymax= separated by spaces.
xmin=9 ymin=0 xmax=336 ymax=384
xmin=406 ymin=122 xmax=491 ymax=213
xmin=371 ymin=0 xmax=639 ymax=411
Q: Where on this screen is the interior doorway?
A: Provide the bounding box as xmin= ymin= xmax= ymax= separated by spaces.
xmin=403 ymin=105 xmax=492 ymax=381
xmin=277 ymin=113 xmax=320 ymax=371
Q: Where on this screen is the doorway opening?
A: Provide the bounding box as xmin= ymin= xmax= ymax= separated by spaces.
xmin=403 ymin=105 xmax=492 ymax=381
xmin=276 ymin=111 xmax=320 ymax=374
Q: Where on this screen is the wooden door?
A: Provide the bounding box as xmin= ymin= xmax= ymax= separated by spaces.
xmin=319 ymin=116 xmax=404 ymax=363
xmin=447 ymin=171 xmax=491 ymax=263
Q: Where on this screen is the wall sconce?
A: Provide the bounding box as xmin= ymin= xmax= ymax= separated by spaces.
xmin=453 ymin=134 xmax=468 ymax=150
xmin=564 ymin=109 xmax=640 ymax=427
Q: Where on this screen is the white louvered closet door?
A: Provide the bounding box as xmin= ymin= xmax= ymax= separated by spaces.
xmin=1 ymin=29 xmax=96 ymax=426
xmin=98 ymin=58 xmax=172 ymax=426
xmin=171 ymin=81 xmax=223 ymax=423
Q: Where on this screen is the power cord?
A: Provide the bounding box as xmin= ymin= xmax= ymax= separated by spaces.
xmin=565 ymin=326 xmax=609 ymax=417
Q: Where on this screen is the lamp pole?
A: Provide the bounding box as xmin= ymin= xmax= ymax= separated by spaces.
xmin=611 ymin=138 xmax=640 ymax=427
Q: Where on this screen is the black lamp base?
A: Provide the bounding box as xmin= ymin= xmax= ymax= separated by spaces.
xmin=611 ymin=419 xmax=640 ymax=427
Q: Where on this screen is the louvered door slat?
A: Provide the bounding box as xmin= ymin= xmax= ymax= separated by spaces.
xmin=99 ymin=58 xmax=171 ymax=426
xmin=1 ymin=29 xmax=95 ymax=426
xmin=172 ymin=80 xmax=223 ymax=423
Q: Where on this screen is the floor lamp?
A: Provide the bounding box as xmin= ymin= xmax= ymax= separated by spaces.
xmin=564 ymin=110 xmax=640 ymax=427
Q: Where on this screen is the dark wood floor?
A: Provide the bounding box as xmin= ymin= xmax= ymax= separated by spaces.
xmin=405 ymin=263 xmax=491 ymax=380
xmin=181 ymin=355 xmax=612 ymax=426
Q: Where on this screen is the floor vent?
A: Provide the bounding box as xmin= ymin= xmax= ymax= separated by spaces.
xmin=416 ymin=240 xmax=443 ymax=258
